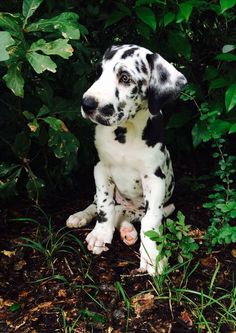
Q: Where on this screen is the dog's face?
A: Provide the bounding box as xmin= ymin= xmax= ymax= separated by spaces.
xmin=81 ymin=45 xmax=187 ymax=126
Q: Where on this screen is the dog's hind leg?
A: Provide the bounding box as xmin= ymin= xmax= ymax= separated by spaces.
xmin=66 ymin=202 xmax=97 ymax=228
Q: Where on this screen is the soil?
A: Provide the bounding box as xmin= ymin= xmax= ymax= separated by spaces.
xmin=0 ymin=166 xmax=235 ymax=333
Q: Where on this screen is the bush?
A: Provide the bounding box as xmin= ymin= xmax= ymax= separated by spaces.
xmin=0 ymin=0 xmax=236 ymax=244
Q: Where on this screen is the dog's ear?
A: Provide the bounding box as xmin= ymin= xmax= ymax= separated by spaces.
xmin=146 ymin=53 xmax=187 ymax=115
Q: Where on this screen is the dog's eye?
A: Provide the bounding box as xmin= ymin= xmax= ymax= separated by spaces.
xmin=120 ymin=74 xmax=131 ymax=84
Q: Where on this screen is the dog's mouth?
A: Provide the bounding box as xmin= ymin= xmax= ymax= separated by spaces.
xmin=81 ymin=108 xmax=111 ymax=126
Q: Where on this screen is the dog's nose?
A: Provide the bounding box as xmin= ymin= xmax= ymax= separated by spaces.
xmin=82 ymin=97 xmax=98 ymax=114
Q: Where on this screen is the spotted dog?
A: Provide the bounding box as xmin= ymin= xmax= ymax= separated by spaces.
xmin=67 ymin=45 xmax=187 ymax=275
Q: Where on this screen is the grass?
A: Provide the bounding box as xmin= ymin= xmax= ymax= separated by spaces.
xmin=9 ymin=211 xmax=236 ymax=332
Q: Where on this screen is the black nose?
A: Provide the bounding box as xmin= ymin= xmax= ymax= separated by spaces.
xmin=82 ymin=97 xmax=98 ymax=114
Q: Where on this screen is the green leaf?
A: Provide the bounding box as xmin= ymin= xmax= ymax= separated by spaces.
xmin=220 ymin=0 xmax=236 ymax=13
xmin=176 ymin=2 xmax=193 ymax=23
xmin=168 ymin=31 xmax=191 ymax=59
xmin=222 ymin=44 xmax=236 ymax=53
xmin=26 ymin=52 xmax=57 ymax=74
xmin=38 ymin=105 xmax=50 ymax=117
xmin=43 ymin=116 xmax=64 ymax=131
xmin=29 ymin=38 xmax=73 ymax=59
xmin=229 ymin=123 xmax=236 ymax=134
xmin=23 ymin=111 xmax=35 ymax=120
xmin=145 ymin=230 xmax=159 ymax=240
xmin=3 ymin=64 xmax=24 ymax=97
xmin=135 ymin=7 xmax=157 ymax=31
xmin=216 ymin=53 xmax=236 ymax=62
xmin=209 ymin=77 xmax=228 ymax=90
xmin=22 ymin=0 xmax=44 ymax=25
xmin=0 ymin=31 xmax=15 ymax=61
xmin=10 ymin=303 xmax=21 ymax=312
xmin=0 ymin=13 xmax=22 ymax=38
xmin=208 ymin=119 xmax=231 ymax=138
xmin=191 ymin=120 xmax=209 ymax=147
xmin=225 ymin=83 xmax=236 ymax=112
xmin=27 ymin=12 xmax=80 ymax=39
xmin=105 ymin=11 xmax=127 ymax=28
xmin=163 ymin=12 xmax=175 ymax=26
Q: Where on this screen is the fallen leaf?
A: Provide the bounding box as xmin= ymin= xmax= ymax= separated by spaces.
xmin=14 ymin=260 xmax=27 ymax=271
xmin=131 ymin=292 xmax=154 ymax=317
xmin=200 ymin=256 xmax=217 ymax=269
xmin=30 ymin=301 xmax=53 ymax=313
xmin=0 ymin=250 xmax=15 ymax=257
xmin=231 ymin=249 xmax=236 ymax=258
xmin=58 ymin=289 xmax=67 ymax=298
xmin=19 ymin=290 xmax=30 ymax=298
xmin=180 ymin=309 xmax=193 ymax=327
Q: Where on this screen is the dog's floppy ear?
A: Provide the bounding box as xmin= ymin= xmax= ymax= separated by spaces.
xmin=146 ymin=53 xmax=187 ymax=115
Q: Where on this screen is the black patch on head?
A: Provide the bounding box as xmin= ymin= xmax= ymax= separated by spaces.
xmin=104 ymin=47 xmax=118 ymax=61
xmin=100 ymin=104 xmax=115 ymax=116
xmin=118 ymin=112 xmax=124 ymax=121
xmin=131 ymin=86 xmax=138 ymax=95
xmin=135 ymin=180 xmax=140 ymax=183
xmin=142 ymin=112 xmax=164 ymax=147
xmin=121 ymin=47 xmax=139 ymax=59
xmin=155 ymin=167 xmax=165 ymax=179
xmin=96 ymin=115 xmax=110 ymax=126
xmin=117 ymin=101 xmax=126 ymax=112
xmin=156 ymin=64 xmax=170 ymax=84
xmin=114 ymin=126 xmax=127 ymax=144
xmin=146 ymin=53 xmax=159 ymax=71
xmin=147 ymin=87 xmax=175 ymax=115
xmin=145 ymin=200 xmax=149 ymax=213
xmin=135 ymin=60 xmax=140 ymax=73
xmin=141 ymin=60 xmax=148 ymax=75
xmin=115 ymin=88 xmax=119 ymax=100
xmin=97 ymin=210 xmax=107 ymax=223
xmin=160 ymin=143 xmax=165 ymax=153
xmin=95 ymin=63 xmax=103 ymax=78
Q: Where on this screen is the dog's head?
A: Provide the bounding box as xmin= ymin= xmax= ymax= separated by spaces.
xmin=81 ymin=44 xmax=187 ymax=126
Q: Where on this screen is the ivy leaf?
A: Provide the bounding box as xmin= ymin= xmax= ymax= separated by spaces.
xmin=0 ymin=13 xmax=22 ymax=38
xmin=29 ymin=38 xmax=73 ymax=59
xmin=3 ymin=64 xmax=25 ymax=97
xmin=22 ymin=0 xmax=44 ymax=25
xmin=229 ymin=123 xmax=236 ymax=133
xmin=177 ymin=3 xmax=193 ymax=23
xmin=27 ymin=12 xmax=80 ymax=39
xmin=135 ymin=6 xmax=157 ymax=31
xmin=216 ymin=53 xmax=236 ymax=62
xmin=225 ymin=83 xmax=236 ymax=112
xmin=43 ymin=116 xmax=67 ymax=131
xmin=105 ymin=11 xmax=127 ymax=28
xmin=163 ymin=12 xmax=175 ymax=26
xmin=26 ymin=52 xmax=57 ymax=74
xmin=220 ymin=0 xmax=236 ymax=13
xmin=191 ymin=120 xmax=209 ymax=147
xmin=0 ymin=31 xmax=15 ymax=61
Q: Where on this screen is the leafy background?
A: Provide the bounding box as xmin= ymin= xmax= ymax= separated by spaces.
xmin=0 ymin=0 xmax=236 ymax=246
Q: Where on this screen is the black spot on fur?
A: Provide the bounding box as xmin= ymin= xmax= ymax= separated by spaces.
xmin=168 ymin=175 xmax=175 ymax=193
xmin=156 ymin=64 xmax=170 ymax=83
xmin=141 ymin=60 xmax=148 ymax=74
xmin=155 ymin=167 xmax=165 ymax=179
xmin=96 ymin=115 xmax=109 ymax=126
xmin=104 ymin=47 xmax=118 ymax=60
xmin=135 ymin=180 xmax=140 ymax=183
xmin=118 ymin=101 xmax=126 ymax=112
xmin=114 ymin=126 xmax=127 ymax=144
xmin=145 ymin=200 xmax=149 ymax=213
xmin=146 ymin=53 xmax=159 ymax=70
xmin=97 ymin=210 xmax=107 ymax=223
xmin=100 ymin=104 xmax=115 ymax=116
xmin=135 ymin=60 xmax=140 ymax=73
xmin=142 ymin=112 xmax=164 ymax=147
xmin=131 ymin=86 xmax=138 ymax=95
xmin=118 ymin=112 xmax=124 ymax=121
xmin=121 ymin=47 xmax=139 ymax=59
xmin=95 ymin=63 xmax=103 ymax=78
xmin=160 ymin=143 xmax=166 ymax=153
xmin=115 ymin=88 xmax=119 ymax=99
xmin=104 ymin=191 xmax=108 ymax=196
xmin=166 ymin=156 xmax=170 ymax=168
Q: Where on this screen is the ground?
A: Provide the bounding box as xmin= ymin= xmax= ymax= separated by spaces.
xmin=0 ymin=168 xmax=235 ymax=333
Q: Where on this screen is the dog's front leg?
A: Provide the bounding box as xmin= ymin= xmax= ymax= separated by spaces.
xmin=86 ymin=161 xmax=115 ymax=254
xmin=139 ymin=173 xmax=166 ymax=275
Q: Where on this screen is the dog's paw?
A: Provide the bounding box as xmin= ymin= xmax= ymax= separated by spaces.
xmin=86 ymin=223 xmax=114 ymax=255
xmin=66 ymin=212 xmax=90 ymax=228
xmin=119 ymin=221 xmax=138 ymax=246
xmin=139 ymin=236 xmax=167 ymax=275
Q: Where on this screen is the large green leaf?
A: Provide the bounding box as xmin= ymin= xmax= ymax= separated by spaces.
xmin=220 ymin=0 xmax=236 ymax=12
xmin=135 ymin=6 xmax=157 ymax=31
xmin=22 ymin=0 xmax=44 ymax=25
xmin=26 ymin=52 xmax=57 ymax=74
xmin=225 ymin=83 xmax=236 ymax=112
xmin=27 ymin=12 xmax=80 ymax=39
xmin=0 ymin=31 xmax=15 ymax=61
xmin=0 ymin=13 xmax=22 ymax=37
xmin=216 ymin=53 xmax=236 ymax=61
xmin=3 ymin=64 xmax=24 ymax=97
xmin=168 ymin=31 xmax=192 ymax=59
xmin=29 ymin=38 xmax=73 ymax=59
xmin=177 ymin=3 xmax=193 ymax=22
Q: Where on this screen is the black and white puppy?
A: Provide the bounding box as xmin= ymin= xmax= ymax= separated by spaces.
xmin=67 ymin=44 xmax=187 ymax=275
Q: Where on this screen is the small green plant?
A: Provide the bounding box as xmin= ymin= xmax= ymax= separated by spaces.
xmin=145 ymin=211 xmax=199 ymax=264
xmin=115 ymin=281 xmax=130 ymax=332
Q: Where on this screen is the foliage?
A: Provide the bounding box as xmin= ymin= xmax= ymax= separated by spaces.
xmin=145 ymin=211 xmax=199 ymax=264
xmin=0 ymin=0 xmax=236 ymax=245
